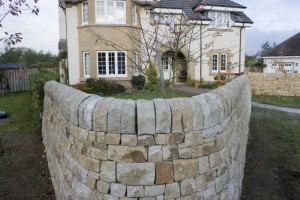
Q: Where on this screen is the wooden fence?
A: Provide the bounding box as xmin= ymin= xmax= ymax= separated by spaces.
xmin=0 ymin=68 xmax=56 ymax=95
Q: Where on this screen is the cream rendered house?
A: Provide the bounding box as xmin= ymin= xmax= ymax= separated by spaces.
xmin=262 ymin=32 xmax=300 ymax=73
xmin=58 ymin=0 xmax=253 ymax=85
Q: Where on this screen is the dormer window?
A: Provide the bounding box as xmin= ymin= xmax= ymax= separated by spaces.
xmin=95 ymin=0 xmax=126 ymax=24
xmin=208 ymin=11 xmax=231 ymax=28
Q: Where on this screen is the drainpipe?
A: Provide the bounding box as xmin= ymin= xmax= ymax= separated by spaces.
xmin=200 ymin=20 xmax=203 ymax=78
xmin=239 ymin=23 xmax=245 ymax=73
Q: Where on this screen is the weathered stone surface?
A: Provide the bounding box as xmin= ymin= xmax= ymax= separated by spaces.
xmin=127 ymin=186 xmax=144 ymax=197
xmin=138 ymin=135 xmax=155 ymax=146
xmin=198 ymin=156 xmax=210 ymax=174
xmin=202 ymin=187 xmax=216 ymax=200
xmin=121 ymin=100 xmax=136 ymax=134
xmin=181 ymin=178 xmax=197 ymax=196
xmin=179 ymin=148 xmax=192 ymax=159
xmin=187 ymin=98 xmax=204 ymax=131
xmin=72 ymin=177 xmax=92 ymax=200
xmin=179 ymin=132 xmax=204 ymax=148
xmin=105 ymin=134 xmax=120 ymax=145
xmin=168 ymin=99 xmax=183 ymax=133
xmin=192 ymin=96 xmax=213 ymax=129
xmin=148 ymin=146 xmax=162 ymax=162
xmin=121 ymin=135 xmax=137 ymax=146
xmin=103 ymin=194 xmax=118 ymax=200
xmin=111 ymin=183 xmax=126 ymax=197
xmin=81 ymin=156 xmax=100 ymax=173
xmin=209 ymin=151 xmax=222 ymax=168
xmin=96 ymin=132 xmax=106 ymax=144
xmin=173 ymin=159 xmax=199 ymax=181
xmin=86 ymin=171 xmax=100 ymax=189
xmin=91 ymin=190 xmax=103 ymax=200
xmin=71 ymin=162 xmax=88 ymax=184
xmin=117 ymin=163 xmax=155 ymax=185
xmin=153 ymin=99 xmax=171 ymax=133
xmin=108 ymin=145 xmax=147 ymax=162
xmin=144 ymin=185 xmax=165 ymax=197
xmin=100 ymin=161 xmax=115 ymax=182
xmin=137 ymin=100 xmax=155 ymax=135
xmin=93 ymin=98 xmax=114 ymax=132
xmin=91 ymin=147 xmax=108 ymax=160
xmin=162 ymin=146 xmax=179 ymax=161
xmin=107 ymin=99 xmax=125 ymax=134
xmin=88 ymin=131 xmax=96 ymax=143
xmin=177 ymin=98 xmax=193 ymax=132
xmin=155 ymin=134 xmax=168 ymax=145
xmin=164 ymin=182 xmax=180 ymax=199
xmin=192 ymin=143 xmax=216 ymax=158
xmin=168 ymin=133 xmax=184 ymax=145
xmin=195 ymin=175 xmax=207 ymax=192
xmin=97 ymin=180 xmax=110 ymax=193
xmin=79 ymin=95 xmax=102 ymax=130
xmin=155 ymin=162 xmax=174 ymax=184
xmin=220 ymin=148 xmax=228 ymax=163
xmin=202 ymin=125 xmax=223 ymax=139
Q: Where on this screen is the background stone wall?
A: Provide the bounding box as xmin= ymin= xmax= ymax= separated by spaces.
xmin=248 ymin=73 xmax=300 ymax=96
xmin=42 ymin=75 xmax=251 ymax=200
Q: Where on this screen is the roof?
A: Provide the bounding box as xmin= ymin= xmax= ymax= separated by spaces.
xmin=0 ymin=63 xmax=27 ymax=69
xmin=153 ymin=0 xmax=252 ymax=23
xmin=262 ymin=32 xmax=300 ymax=57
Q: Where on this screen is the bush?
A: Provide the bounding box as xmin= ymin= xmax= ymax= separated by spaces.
xmin=145 ymin=64 xmax=159 ymax=91
xmin=86 ymin=78 xmax=95 ymax=87
xmin=131 ymin=75 xmax=145 ymax=90
xmin=200 ymin=81 xmax=218 ymax=89
xmin=92 ymin=78 xmax=126 ymax=95
xmin=185 ymin=73 xmax=195 ymax=87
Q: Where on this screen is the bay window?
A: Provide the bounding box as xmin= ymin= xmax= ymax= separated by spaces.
xmin=95 ymin=0 xmax=126 ymax=24
xmin=208 ymin=11 xmax=231 ymax=28
xmin=97 ymin=51 xmax=127 ymax=77
xmin=83 ymin=52 xmax=90 ymax=77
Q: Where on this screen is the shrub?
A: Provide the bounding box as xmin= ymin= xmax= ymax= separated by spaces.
xmin=145 ymin=64 xmax=159 ymax=91
xmin=86 ymin=77 xmax=95 ymax=87
xmin=131 ymin=75 xmax=145 ymax=90
xmin=200 ymin=81 xmax=218 ymax=89
xmin=185 ymin=73 xmax=195 ymax=87
xmin=92 ymin=78 xmax=126 ymax=95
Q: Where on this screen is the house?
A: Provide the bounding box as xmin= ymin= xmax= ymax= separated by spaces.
xmin=58 ymin=0 xmax=253 ymax=86
xmin=262 ymin=32 xmax=300 ymax=73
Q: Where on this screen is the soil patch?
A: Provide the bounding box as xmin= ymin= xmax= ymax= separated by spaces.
xmin=0 ymin=133 xmax=55 ymax=200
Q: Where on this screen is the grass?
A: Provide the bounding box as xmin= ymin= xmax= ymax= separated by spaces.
xmin=0 ymin=92 xmax=33 ymax=136
xmin=107 ymin=88 xmax=197 ymax=100
xmin=252 ymin=95 xmax=300 ymax=109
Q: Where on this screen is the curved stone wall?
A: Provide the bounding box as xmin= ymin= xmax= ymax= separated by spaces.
xmin=42 ymin=75 xmax=251 ymax=200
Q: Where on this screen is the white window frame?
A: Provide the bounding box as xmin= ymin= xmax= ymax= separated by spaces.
xmin=95 ymin=0 xmax=126 ymax=24
xmin=82 ymin=1 xmax=88 ymax=24
xmin=132 ymin=3 xmax=137 ymax=25
xmin=212 ymin=54 xmax=218 ymax=72
xmin=220 ymin=54 xmax=227 ymax=71
xmin=161 ymin=56 xmax=174 ymax=70
xmin=212 ymin=53 xmax=228 ymax=72
xmin=97 ymin=51 xmax=127 ymax=77
xmin=133 ymin=51 xmax=138 ymax=75
xmin=208 ymin=11 xmax=231 ymax=28
xmin=83 ymin=52 xmax=90 ymax=77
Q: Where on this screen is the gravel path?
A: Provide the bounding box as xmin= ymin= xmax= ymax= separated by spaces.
xmin=252 ymin=101 xmax=300 ymax=114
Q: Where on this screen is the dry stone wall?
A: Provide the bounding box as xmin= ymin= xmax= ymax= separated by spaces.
xmin=42 ymin=75 xmax=251 ymax=200
xmin=248 ymin=73 xmax=300 ymax=96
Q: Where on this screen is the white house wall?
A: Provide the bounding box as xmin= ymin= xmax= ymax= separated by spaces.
xmin=66 ymin=6 xmax=80 ymax=85
xmin=58 ymin=6 xmax=67 ymax=40
xmin=263 ymin=57 xmax=300 ymax=73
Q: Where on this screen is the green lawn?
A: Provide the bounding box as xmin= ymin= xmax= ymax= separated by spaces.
xmin=0 ymin=92 xmax=33 ymax=136
xmin=252 ymin=95 xmax=300 ymax=109
xmin=108 ymin=88 xmax=196 ymax=100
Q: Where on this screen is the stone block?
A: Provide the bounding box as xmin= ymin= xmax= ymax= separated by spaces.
xmin=192 ymin=95 xmax=213 ymax=129
xmin=202 ymin=187 xmax=216 ymax=200
xmin=173 ymin=159 xmax=199 ymax=181
xmin=148 ymin=146 xmax=163 ymax=162
xmin=155 ymin=134 xmax=168 ymax=145
xmin=155 ymin=162 xmax=174 ymax=184
xmin=86 ymin=171 xmax=100 ymax=189
xmin=97 ymin=180 xmax=110 ymax=193
xmin=127 ymin=186 xmax=145 ymax=197
xmin=100 ymin=161 xmax=115 ymax=182
xmin=177 ymin=98 xmax=193 ymax=132
xmin=103 ymin=194 xmax=118 ymax=200
xmin=105 ymin=134 xmax=120 ymax=145
xmin=198 ymin=156 xmax=210 ymax=174
xmin=186 ymin=98 xmax=204 ymax=131
xmin=91 ymin=147 xmax=108 ymax=160
xmin=121 ymin=135 xmax=137 ymax=146
xmin=117 ymin=163 xmax=155 ymax=185
xmin=96 ymin=132 xmax=106 ymax=144
xmin=153 ymin=99 xmax=171 ymax=133
xmin=209 ymin=151 xmax=222 ymax=168
xmin=93 ymin=98 xmax=114 ymax=132
xmin=137 ymin=100 xmax=155 ymax=135
xmin=91 ymin=190 xmax=103 ymax=200
xmin=72 ymin=177 xmax=92 ymax=200
xmin=180 ymin=131 xmax=204 ymax=148
xmin=164 ymin=182 xmax=180 ymax=199
xmin=108 ymin=145 xmax=147 ymax=162
xmin=168 ymin=133 xmax=184 ymax=145
xmin=111 ymin=183 xmax=126 ymax=197
xmin=162 ymin=146 xmax=179 ymax=161
xmin=202 ymin=125 xmax=223 ymax=139
xmin=107 ymin=99 xmax=125 ymax=134
xmin=195 ymin=175 xmax=207 ymax=192
xmin=178 ymin=148 xmax=192 ymax=159
xmin=81 ymin=156 xmax=100 ymax=173
xmin=144 ymin=185 xmax=165 ymax=197
xmin=121 ymin=99 xmax=136 ymax=134
xmin=168 ymin=99 xmax=183 ymax=133
xmin=79 ymin=95 xmax=102 ymax=130
xmin=181 ymin=178 xmax=197 ymax=196
xmin=192 ymin=143 xmax=216 ymax=158
xmin=138 ymin=135 xmax=155 ymax=146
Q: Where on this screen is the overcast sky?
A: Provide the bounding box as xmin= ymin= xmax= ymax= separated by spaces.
xmin=0 ymin=0 xmax=300 ymax=55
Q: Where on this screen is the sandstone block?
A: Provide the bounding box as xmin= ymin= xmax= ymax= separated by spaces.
xmin=86 ymin=171 xmax=100 ymax=189
xmin=155 ymin=162 xmax=174 ymax=184
xmin=137 ymin=100 xmax=155 ymax=135
xmin=195 ymin=175 xmax=207 ymax=192
xmin=155 ymin=134 xmax=168 ymax=145
xmin=148 ymin=146 xmax=162 ymax=162
xmin=117 ymin=163 xmax=155 ymax=185
xmin=97 ymin=180 xmax=110 ymax=193
xmin=93 ymin=98 xmax=114 ymax=132
xmin=127 ymin=186 xmax=145 ymax=197
xmin=198 ymin=156 xmax=210 ymax=174
xmin=103 ymin=194 xmax=118 ymax=200
xmin=192 ymin=96 xmax=213 ymax=129
xmin=202 ymin=187 xmax=216 ymax=200
xmin=107 ymin=99 xmax=125 ymax=134
xmin=168 ymin=99 xmax=183 ymax=133
xmin=88 ymin=131 xmax=96 ymax=143
xmin=177 ymin=98 xmax=193 ymax=132
xmin=105 ymin=134 xmax=120 ymax=145
xmin=144 ymin=185 xmax=165 ymax=197
xmin=186 ymin=98 xmax=204 ymax=131
xmin=202 ymin=125 xmax=223 ymax=139
xmin=121 ymin=100 xmax=136 ymax=134
xmin=79 ymin=96 xmax=102 ymax=130
xmin=91 ymin=147 xmax=108 ymax=160
xmin=173 ymin=159 xmax=199 ymax=181
xmin=121 ymin=135 xmax=138 ymax=146
xmin=111 ymin=183 xmax=126 ymax=197
xmin=192 ymin=143 xmax=215 ymax=158
xmin=96 ymin=132 xmax=106 ymax=144
xmin=138 ymin=135 xmax=155 ymax=146
xmin=209 ymin=151 xmax=222 ymax=168
xmin=81 ymin=156 xmax=100 ymax=173
xmin=100 ymin=161 xmax=115 ymax=182
xmin=168 ymin=133 xmax=184 ymax=145
xmin=153 ymin=99 xmax=171 ymax=133
xmin=71 ymin=162 xmax=88 ymax=183
xmin=181 ymin=178 xmax=197 ymax=196
xmin=91 ymin=190 xmax=103 ymax=200
xmin=164 ymin=182 xmax=180 ymax=199
xmin=162 ymin=146 xmax=179 ymax=161
xmin=178 ymin=148 xmax=192 ymax=159
xmin=108 ymin=145 xmax=147 ymax=162
xmin=72 ymin=177 xmax=92 ymax=200
xmin=179 ymin=131 xmax=204 ymax=148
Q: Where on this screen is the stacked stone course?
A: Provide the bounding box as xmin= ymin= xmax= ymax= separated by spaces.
xmin=248 ymin=73 xmax=300 ymax=96
xmin=42 ymin=75 xmax=251 ymax=200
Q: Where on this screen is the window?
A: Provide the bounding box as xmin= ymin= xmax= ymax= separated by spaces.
xmin=82 ymin=1 xmax=88 ymax=24
xmin=208 ymin=11 xmax=230 ymax=28
xmin=212 ymin=53 xmax=227 ymax=72
xmin=132 ymin=3 xmax=136 ymax=25
xmin=221 ymin=54 xmax=227 ymax=71
xmin=133 ymin=51 xmax=138 ymax=75
xmin=152 ymin=14 xmax=174 ymax=25
xmin=97 ymin=51 xmax=127 ymax=77
xmin=83 ymin=52 xmax=90 ymax=77
xmin=212 ymin=54 xmax=218 ymax=71
xmin=161 ymin=56 xmax=174 ymax=70
xmin=95 ymin=0 xmax=126 ymax=24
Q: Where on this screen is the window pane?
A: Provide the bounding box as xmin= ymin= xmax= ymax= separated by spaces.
xmin=84 ymin=52 xmax=90 ymax=76
xmin=117 ymin=52 xmax=126 ymax=74
xmin=98 ymin=52 xmax=106 ymax=75
xmin=82 ymin=2 xmax=88 ymax=24
xmin=108 ymin=52 xmax=115 ymax=74
xmin=212 ymin=54 xmax=218 ymax=71
xmin=132 ymin=3 xmax=136 ymax=25
xmin=116 ymin=2 xmax=125 ymax=24
xmin=107 ymin=1 xmax=114 ymax=22
xmin=221 ymin=54 xmax=227 ymax=71
xmin=209 ymin=12 xmax=230 ymax=28
xmin=96 ymin=1 xmax=105 ymax=22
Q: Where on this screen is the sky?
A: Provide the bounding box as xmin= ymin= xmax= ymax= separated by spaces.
xmin=0 ymin=0 xmax=300 ymax=55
